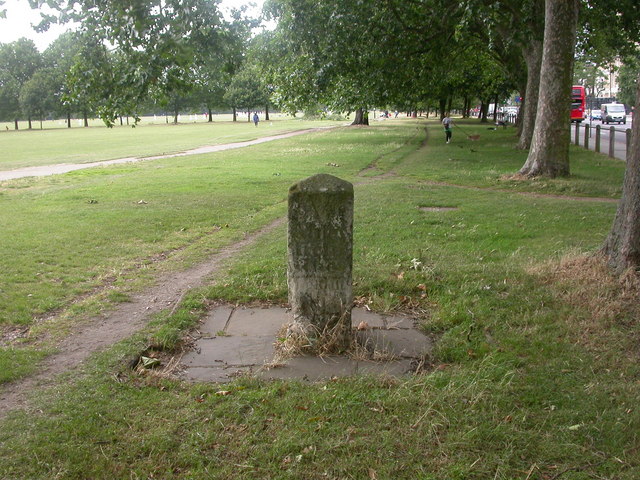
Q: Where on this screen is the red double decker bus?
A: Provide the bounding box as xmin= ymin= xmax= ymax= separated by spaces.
xmin=571 ymin=85 xmax=586 ymax=122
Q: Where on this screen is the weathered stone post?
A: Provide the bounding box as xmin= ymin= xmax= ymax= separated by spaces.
xmin=287 ymin=174 xmax=354 ymax=350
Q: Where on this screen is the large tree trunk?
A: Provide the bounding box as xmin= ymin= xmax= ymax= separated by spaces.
xmin=439 ymin=98 xmax=446 ymax=119
xmin=492 ymin=95 xmax=499 ymax=123
xmin=517 ymin=39 xmax=543 ymax=150
xmin=27 ymin=116 xmax=32 ymax=130
xmin=518 ymin=0 xmax=579 ymax=178
xmin=232 ymin=107 xmax=237 ymax=122
xmin=83 ymin=110 xmax=89 ymax=127
xmin=265 ymin=104 xmax=270 ymax=121
xmin=351 ymin=108 xmax=369 ymax=125
xmin=601 ymin=71 xmax=640 ymax=273
xmin=14 ymin=118 xmax=18 ymax=130
xmin=67 ymin=111 xmax=71 ymax=128
xmin=208 ymin=108 xmax=213 ymax=122
xmin=480 ymin=100 xmax=489 ymax=123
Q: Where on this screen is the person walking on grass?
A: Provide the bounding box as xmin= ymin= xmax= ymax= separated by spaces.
xmin=253 ymin=112 xmax=259 ymax=127
xmin=442 ymin=114 xmax=452 ymax=143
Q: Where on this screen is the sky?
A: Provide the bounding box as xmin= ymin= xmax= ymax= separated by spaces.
xmin=0 ymin=0 xmax=265 ymax=52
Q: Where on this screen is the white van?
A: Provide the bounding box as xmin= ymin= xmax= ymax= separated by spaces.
xmin=601 ymin=103 xmax=626 ymax=124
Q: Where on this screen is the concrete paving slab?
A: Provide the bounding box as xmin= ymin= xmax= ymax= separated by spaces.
xmin=180 ymin=304 xmax=432 ymax=384
xmin=198 ymin=305 xmax=234 ymax=337
xmin=225 ymin=306 xmax=289 ymax=336
xmin=384 ymin=314 xmax=415 ymax=329
xmin=376 ymin=329 xmax=432 ymax=358
xmin=351 ymin=308 xmax=386 ymax=328
xmin=182 ymin=335 xmax=276 ymax=368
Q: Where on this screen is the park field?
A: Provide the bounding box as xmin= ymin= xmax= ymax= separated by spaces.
xmin=0 ymin=113 xmax=346 ymax=170
xmin=1 ymin=118 xmax=638 ymax=479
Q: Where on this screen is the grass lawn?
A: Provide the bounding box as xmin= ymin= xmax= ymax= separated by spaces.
xmin=0 ymin=118 xmax=638 ymax=479
xmin=0 ymin=113 xmax=346 ymax=170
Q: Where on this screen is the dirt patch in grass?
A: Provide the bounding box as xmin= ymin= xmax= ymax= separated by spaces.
xmin=0 ymin=326 xmax=30 ymax=348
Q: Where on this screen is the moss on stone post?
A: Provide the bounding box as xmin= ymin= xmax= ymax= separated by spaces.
xmin=287 ymin=174 xmax=354 ymax=350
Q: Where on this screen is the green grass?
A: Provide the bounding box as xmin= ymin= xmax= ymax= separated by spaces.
xmin=0 ymin=114 xmax=346 ymax=170
xmin=395 ymin=122 xmax=626 ymax=198
xmin=1 ymin=118 xmax=638 ymax=479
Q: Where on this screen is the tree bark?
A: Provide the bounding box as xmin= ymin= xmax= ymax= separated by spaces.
xmin=351 ymin=108 xmax=369 ymax=125
xmin=67 ymin=111 xmax=71 ymax=128
xmin=208 ymin=108 xmax=213 ymax=122
xmin=265 ymin=104 xmax=270 ymax=121
xmin=27 ymin=116 xmax=32 ymax=130
xmin=14 ymin=118 xmax=18 ymax=130
xmin=518 ymin=0 xmax=579 ymax=178
xmin=601 ymin=71 xmax=640 ymax=274
xmin=232 ymin=107 xmax=237 ymax=122
xmin=517 ymin=39 xmax=543 ymax=150
xmin=480 ymin=100 xmax=489 ymax=123
xmin=492 ymin=94 xmax=499 ymax=123
xmin=84 ymin=110 xmax=89 ymax=127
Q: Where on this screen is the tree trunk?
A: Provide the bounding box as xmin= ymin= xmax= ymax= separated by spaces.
xmin=27 ymin=116 xmax=32 ymax=130
xmin=438 ymin=98 xmax=446 ymax=119
xmin=173 ymin=109 xmax=178 ymax=124
xmin=517 ymin=39 xmax=543 ymax=150
xmin=67 ymin=111 xmax=71 ymax=128
xmin=83 ymin=110 xmax=89 ymax=127
xmin=601 ymin=71 xmax=640 ymax=273
xmin=351 ymin=108 xmax=369 ymax=125
xmin=232 ymin=107 xmax=237 ymax=122
xmin=247 ymin=110 xmax=251 ymax=122
xmin=208 ymin=108 xmax=213 ymax=122
xmin=518 ymin=0 xmax=579 ymax=178
xmin=265 ymin=104 xmax=270 ymax=121
xmin=480 ymin=100 xmax=489 ymax=123
xmin=14 ymin=118 xmax=18 ymax=130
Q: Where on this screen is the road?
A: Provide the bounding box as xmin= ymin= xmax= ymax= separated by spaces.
xmin=572 ymin=118 xmax=633 ymax=162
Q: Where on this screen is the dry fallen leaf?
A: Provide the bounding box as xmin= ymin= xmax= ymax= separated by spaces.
xmin=357 ymin=321 xmax=369 ymax=331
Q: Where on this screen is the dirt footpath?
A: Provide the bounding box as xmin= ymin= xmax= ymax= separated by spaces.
xmin=0 ymin=217 xmax=286 ymax=420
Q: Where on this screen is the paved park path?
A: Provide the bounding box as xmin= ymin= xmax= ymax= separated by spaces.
xmin=0 ymin=127 xmax=333 ymax=182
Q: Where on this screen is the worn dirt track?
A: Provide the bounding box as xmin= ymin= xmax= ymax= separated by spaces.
xmin=3 ymin=128 xmax=346 ymax=419
xmin=0 ymin=217 xmax=286 ymax=420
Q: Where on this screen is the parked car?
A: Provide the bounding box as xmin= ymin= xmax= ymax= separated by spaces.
xmin=590 ymin=109 xmax=602 ymax=121
xmin=602 ymin=103 xmax=626 ymax=124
